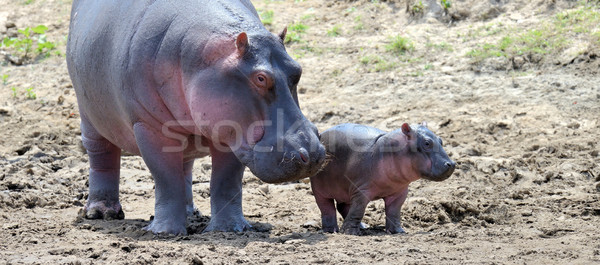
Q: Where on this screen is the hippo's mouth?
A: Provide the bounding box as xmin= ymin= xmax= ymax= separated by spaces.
xmin=232 ymin=139 xmax=326 ymax=184
xmin=422 ymin=166 xmax=455 ymax=182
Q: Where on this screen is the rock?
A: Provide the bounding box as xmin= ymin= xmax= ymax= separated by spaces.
xmin=302 ymin=220 xmax=319 ymax=228
xmin=3 ymin=223 xmax=19 ymax=229
xmin=258 ymin=185 xmax=269 ymax=195
xmin=5 ymin=21 xmax=15 ymax=28
xmin=0 ymin=106 xmax=12 ymax=116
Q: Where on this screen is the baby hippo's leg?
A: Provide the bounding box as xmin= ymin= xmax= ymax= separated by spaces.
xmin=337 ymin=202 xmax=368 ymax=229
xmin=384 ymin=188 xmax=409 ymax=234
xmin=314 ymin=195 xmax=338 ymax=233
xmin=336 ymin=202 xmax=350 ymax=219
xmin=183 ymin=160 xmax=199 ymax=216
xmin=340 ymin=194 xmax=369 ymax=235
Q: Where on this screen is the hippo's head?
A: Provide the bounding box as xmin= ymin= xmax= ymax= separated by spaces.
xmin=399 ymin=123 xmax=456 ymax=182
xmin=185 ymin=30 xmax=326 ymax=183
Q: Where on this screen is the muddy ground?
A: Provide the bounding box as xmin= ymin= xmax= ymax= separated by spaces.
xmin=0 ymin=0 xmax=599 ymax=264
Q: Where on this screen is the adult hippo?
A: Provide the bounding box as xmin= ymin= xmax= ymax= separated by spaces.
xmin=66 ymin=0 xmax=326 ymax=235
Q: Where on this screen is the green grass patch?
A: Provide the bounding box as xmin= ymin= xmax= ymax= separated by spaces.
xmin=1 ymin=25 xmax=57 ymax=64
xmin=354 ymin=16 xmax=365 ymax=30
xmin=360 ymin=55 xmax=396 ymax=72
xmin=410 ymin=0 xmax=425 ymax=15
xmin=467 ymin=3 xmax=600 ymax=64
xmin=258 ymin=10 xmax=274 ymax=26
xmin=25 ymin=87 xmax=36 ymax=100
xmin=426 ymin=42 xmax=454 ymax=52
xmin=385 ymin=35 xmax=414 ymax=55
xmin=285 ymin=22 xmax=309 ymax=44
xmin=327 ymin=25 xmax=342 ymax=37
xmin=441 ymin=0 xmax=452 ymax=10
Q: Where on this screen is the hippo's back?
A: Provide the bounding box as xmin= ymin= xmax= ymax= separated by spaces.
xmin=66 ymin=0 xmax=263 ymax=153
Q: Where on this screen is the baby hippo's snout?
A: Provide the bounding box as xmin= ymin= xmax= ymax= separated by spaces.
xmin=433 ymin=159 xmax=456 ymax=182
xmin=445 ymin=161 xmax=457 ymax=171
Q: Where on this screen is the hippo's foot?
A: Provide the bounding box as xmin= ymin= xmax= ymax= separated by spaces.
xmin=143 ymin=219 xmax=187 ymax=236
xmin=386 ymin=226 xmax=406 ymax=234
xmin=203 ymin=215 xmax=251 ymax=232
xmin=81 ymin=201 xmax=124 ymax=220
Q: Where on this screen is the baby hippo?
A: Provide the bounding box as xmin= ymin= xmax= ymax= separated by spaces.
xmin=310 ymin=122 xmax=455 ymax=235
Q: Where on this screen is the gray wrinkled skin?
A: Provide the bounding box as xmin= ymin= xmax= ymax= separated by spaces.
xmin=67 ymin=0 xmax=326 ymax=235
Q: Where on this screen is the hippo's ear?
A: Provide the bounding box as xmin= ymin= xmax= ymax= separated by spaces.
xmin=401 ymin=123 xmax=413 ymax=140
xmin=421 ymin=121 xmax=428 ymax=128
xmin=278 ymin=27 xmax=287 ymax=42
xmin=236 ymin=32 xmax=249 ymax=56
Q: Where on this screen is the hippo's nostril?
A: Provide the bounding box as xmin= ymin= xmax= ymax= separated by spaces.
xmin=445 ymin=161 xmax=456 ymax=169
xmin=298 ymin=148 xmax=309 ymax=165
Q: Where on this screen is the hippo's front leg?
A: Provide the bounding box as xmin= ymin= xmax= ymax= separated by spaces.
xmin=340 ymin=193 xmax=369 ymax=235
xmin=134 ymin=123 xmax=187 ymax=235
xmin=384 ymin=188 xmax=409 ymax=234
xmin=203 ymin=146 xmax=250 ymax=232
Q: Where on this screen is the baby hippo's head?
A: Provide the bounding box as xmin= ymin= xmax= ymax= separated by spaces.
xmin=398 ymin=122 xmax=456 ymax=182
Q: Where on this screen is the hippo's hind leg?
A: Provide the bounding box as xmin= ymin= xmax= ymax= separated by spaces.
xmin=80 ymin=116 xmax=124 ymax=220
xmin=340 ymin=193 xmax=369 ymax=235
xmin=383 ymin=188 xmax=408 ymax=234
xmin=337 ymin=202 xmax=368 ymax=230
xmin=184 ymin=160 xmax=199 ymax=216
xmin=203 ymin=146 xmax=251 ymax=232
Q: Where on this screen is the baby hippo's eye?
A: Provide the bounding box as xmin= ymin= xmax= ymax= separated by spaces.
xmin=424 ymin=139 xmax=433 ymax=151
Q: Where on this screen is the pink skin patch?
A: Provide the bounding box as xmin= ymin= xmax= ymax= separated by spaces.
xmin=372 ymin=156 xmax=423 ymax=197
xmin=251 ymin=123 xmax=265 ymax=145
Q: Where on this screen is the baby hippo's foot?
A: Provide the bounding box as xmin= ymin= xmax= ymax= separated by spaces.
xmin=186 ymin=203 xmax=200 ymax=217
xmin=322 ymin=225 xmax=339 ymax=233
xmin=321 ymin=215 xmax=339 ymax=233
xmin=386 ymin=226 xmax=406 ymax=234
xmin=81 ymin=200 xmax=124 ymax=220
xmin=203 ymin=215 xmax=251 ymax=232
xmin=340 ymin=223 xmax=362 ymax=235
xmin=143 ymin=220 xmax=187 ymax=236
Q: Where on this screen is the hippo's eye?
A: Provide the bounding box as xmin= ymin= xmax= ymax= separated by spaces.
xmin=423 ymin=139 xmax=433 ymax=151
xmin=252 ymin=72 xmax=273 ymax=92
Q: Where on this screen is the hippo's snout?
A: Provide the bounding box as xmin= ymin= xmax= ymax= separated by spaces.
xmin=290 ymin=147 xmax=310 ymax=165
xmin=244 ymin=126 xmax=326 ymax=184
xmin=446 ymin=161 xmax=456 ymax=170
xmin=429 ymin=159 xmax=455 ymax=182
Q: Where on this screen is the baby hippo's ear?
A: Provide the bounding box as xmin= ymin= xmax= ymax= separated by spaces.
xmin=401 ymin=123 xmax=413 ymax=140
xmin=421 ymin=121 xmax=428 ymax=128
